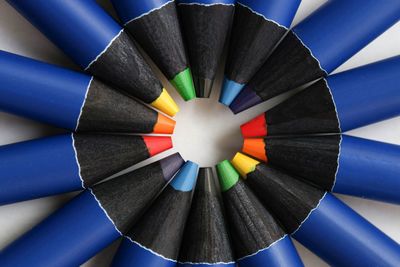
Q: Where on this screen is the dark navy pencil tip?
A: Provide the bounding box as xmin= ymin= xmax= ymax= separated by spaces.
xmin=193 ymin=75 xmax=213 ymax=98
xmin=159 ymin=153 xmax=185 ymax=182
xmin=229 ymin=86 xmax=263 ymax=114
xmin=170 ymin=161 xmax=199 ymax=192
xmin=219 ymin=77 xmax=245 ymax=106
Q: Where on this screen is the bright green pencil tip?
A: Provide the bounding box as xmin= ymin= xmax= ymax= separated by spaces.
xmin=171 ymin=68 xmax=196 ymax=101
xmin=216 ymin=160 xmax=239 ymax=192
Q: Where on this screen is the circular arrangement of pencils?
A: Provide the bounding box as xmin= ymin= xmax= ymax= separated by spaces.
xmin=0 ymin=1 xmax=399 ymax=267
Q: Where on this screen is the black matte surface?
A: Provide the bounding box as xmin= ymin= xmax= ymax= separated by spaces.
xmin=267 ymin=79 xmax=340 ymax=136
xmin=127 ymin=186 xmax=193 ymax=260
xmin=223 ymin=180 xmax=286 ymax=259
xmin=225 ymin=3 xmax=287 ymax=84
xmin=245 ymin=164 xmax=325 ymax=234
xmin=78 ymin=78 xmax=158 ymax=133
xmin=178 ymin=3 xmax=234 ymax=80
xmin=246 ymin=30 xmax=326 ymax=101
xmin=126 ymin=1 xmax=188 ymax=79
xmin=87 ymin=30 xmax=163 ymax=103
xmin=92 ymin=160 xmax=167 ymax=233
xmin=179 ymin=168 xmax=234 ymax=263
xmin=266 ymin=135 xmax=341 ymax=190
xmin=73 ymin=134 xmax=149 ymax=187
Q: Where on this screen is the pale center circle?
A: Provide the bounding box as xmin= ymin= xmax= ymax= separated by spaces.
xmin=172 ymin=89 xmax=264 ymax=167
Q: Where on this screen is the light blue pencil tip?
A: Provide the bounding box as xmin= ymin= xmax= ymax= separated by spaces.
xmin=219 ymin=77 xmax=245 ymax=106
xmin=169 ymin=161 xmax=199 ymax=192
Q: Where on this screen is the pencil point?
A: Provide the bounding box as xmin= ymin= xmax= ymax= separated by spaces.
xmin=242 ymin=138 xmax=268 ymax=162
xmin=170 ymin=161 xmax=199 ymax=191
xmin=231 ymin=152 xmax=260 ymax=178
xmin=151 ymin=88 xmax=180 ymax=117
xmin=193 ymin=75 xmax=213 ymax=98
xmin=153 ymin=113 xmax=176 ymax=134
xmin=159 ymin=153 xmax=185 ymax=182
xmin=142 ymin=136 xmax=173 ymax=157
xmin=229 ymin=86 xmax=263 ymax=114
xmin=216 ymin=160 xmax=240 ymax=192
xmin=171 ymin=68 xmax=196 ymax=101
xmin=219 ymin=77 xmax=245 ymax=106
xmin=241 ymin=114 xmax=268 ymax=138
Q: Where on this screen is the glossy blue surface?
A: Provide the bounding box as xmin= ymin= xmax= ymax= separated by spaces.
xmin=328 ymin=56 xmax=400 ymax=132
xmin=0 ymin=134 xmax=82 ymax=205
xmin=8 ymin=0 xmax=122 ymax=68
xmin=111 ymin=0 xmax=173 ymax=24
xmin=0 ymin=190 xmax=120 ymax=266
xmin=293 ymin=0 xmax=400 ymax=73
xmin=293 ymin=193 xmax=400 ymax=266
xmin=0 ymin=50 xmax=89 ymax=130
xmin=334 ymin=135 xmax=400 ymax=204
xmin=237 ymin=0 xmax=301 ymax=27
xmin=238 ymin=235 xmax=303 ymax=267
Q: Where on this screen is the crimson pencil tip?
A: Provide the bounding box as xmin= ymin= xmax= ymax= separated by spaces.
xmin=241 ymin=114 xmax=268 ymax=138
xmin=142 ymin=136 xmax=173 ymax=157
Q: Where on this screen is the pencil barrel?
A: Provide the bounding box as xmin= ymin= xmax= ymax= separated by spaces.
xmin=293 ymin=193 xmax=400 ymax=267
xmin=0 ymin=191 xmax=119 ymax=266
xmin=7 ymin=0 xmax=121 ymax=68
xmin=0 ymin=134 xmax=80 ymax=205
xmin=329 ymin=56 xmax=400 ymax=131
xmin=335 ymin=135 xmax=400 ymax=204
xmin=293 ymin=0 xmax=400 ymax=73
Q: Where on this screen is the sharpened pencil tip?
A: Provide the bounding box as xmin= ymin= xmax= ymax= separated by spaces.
xmin=142 ymin=136 xmax=173 ymax=157
xmin=219 ymin=77 xmax=245 ymax=106
xmin=171 ymin=68 xmax=196 ymax=101
xmin=153 ymin=113 xmax=176 ymax=134
xmin=170 ymin=161 xmax=199 ymax=192
xmin=229 ymin=86 xmax=263 ymax=114
xmin=151 ymin=88 xmax=180 ymax=117
xmin=216 ymin=160 xmax=239 ymax=192
xmin=231 ymin=152 xmax=260 ymax=177
xmin=242 ymin=138 xmax=268 ymax=162
xmin=241 ymin=114 xmax=268 ymax=138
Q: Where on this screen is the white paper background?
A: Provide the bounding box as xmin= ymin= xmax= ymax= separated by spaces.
xmin=0 ymin=1 xmax=399 ymax=266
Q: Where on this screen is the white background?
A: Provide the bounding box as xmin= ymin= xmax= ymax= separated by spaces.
xmin=0 ymin=0 xmax=399 ymax=266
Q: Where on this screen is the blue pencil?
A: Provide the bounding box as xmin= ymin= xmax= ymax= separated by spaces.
xmin=0 ymin=153 xmax=184 ymax=267
xmin=241 ymin=55 xmax=400 ymax=137
xmin=230 ymin=0 xmax=400 ymax=113
xmin=220 ymin=0 xmax=301 ymax=106
xmin=112 ymin=161 xmax=199 ymax=267
xmin=232 ymin=154 xmax=400 ymax=267
xmin=0 ymin=50 xmax=176 ymax=133
xmin=0 ymin=134 xmax=172 ymax=205
xmin=6 ymin=0 xmax=179 ymax=116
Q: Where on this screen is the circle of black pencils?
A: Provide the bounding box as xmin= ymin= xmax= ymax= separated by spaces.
xmin=0 ymin=0 xmax=400 ymax=266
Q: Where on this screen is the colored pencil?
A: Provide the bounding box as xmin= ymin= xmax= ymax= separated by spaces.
xmin=0 ymin=50 xmax=176 ymax=133
xmin=7 ymin=0 xmax=179 ymax=116
xmin=242 ymin=135 xmax=400 ymax=204
xmin=111 ymin=0 xmax=196 ymax=101
xmin=0 ymin=134 xmax=172 ymax=205
xmin=177 ymin=0 xmax=235 ymax=98
xmin=232 ymin=152 xmax=400 ymax=267
xmin=241 ymin=56 xmax=400 ymax=137
xmin=216 ymin=160 xmax=303 ymax=267
xmin=0 ymin=153 xmax=184 ymax=266
xmin=178 ymin=167 xmax=235 ymax=267
xmin=220 ymin=0 xmax=301 ymax=106
xmin=112 ymin=161 xmax=199 ymax=267
xmin=230 ymin=0 xmax=400 ymax=113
